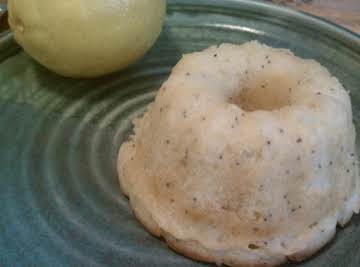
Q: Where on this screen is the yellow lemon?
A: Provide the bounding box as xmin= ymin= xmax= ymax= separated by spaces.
xmin=8 ymin=0 xmax=166 ymax=78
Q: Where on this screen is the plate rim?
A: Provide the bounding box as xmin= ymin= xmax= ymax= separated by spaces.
xmin=167 ymin=0 xmax=360 ymax=49
xmin=1 ymin=0 xmax=359 ymax=59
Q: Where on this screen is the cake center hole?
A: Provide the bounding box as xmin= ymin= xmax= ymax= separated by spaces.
xmin=230 ymin=79 xmax=293 ymax=112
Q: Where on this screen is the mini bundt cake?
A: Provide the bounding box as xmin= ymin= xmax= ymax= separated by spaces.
xmin=117 ymin=41 xmax=359 ymax=267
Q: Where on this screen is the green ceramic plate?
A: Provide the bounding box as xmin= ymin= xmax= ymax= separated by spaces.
xmin=1 ymin=0 xmax=360 ymax=266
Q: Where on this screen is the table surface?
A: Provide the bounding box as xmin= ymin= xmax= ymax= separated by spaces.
xmin=267 ymin=0 xmax=360 ymax=34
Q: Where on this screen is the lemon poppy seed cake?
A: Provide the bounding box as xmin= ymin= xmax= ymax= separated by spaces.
xmin=117 ymin=41 xmax=360 ymax=267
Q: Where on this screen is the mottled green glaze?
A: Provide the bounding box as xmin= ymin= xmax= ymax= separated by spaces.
xmin=0 ymin=1 xmax=359 ymax=266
